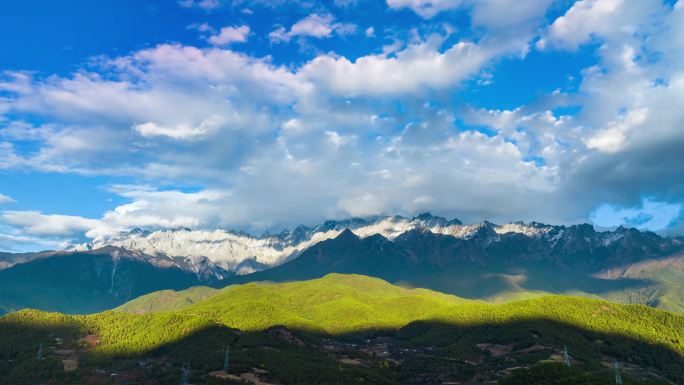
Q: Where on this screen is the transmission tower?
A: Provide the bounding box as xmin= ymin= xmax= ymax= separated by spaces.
xmin=36 ymin=343 xmax=43 ymax=360
xmin=614 ymin=360 xmax=623 ymax=385
xmin=223 ymin=346 xmax=230 ymax=371
xmin=181 ymin=362 xmax=190 ymax=385
xmin=563 ymin=345 xmax=572 ymax=367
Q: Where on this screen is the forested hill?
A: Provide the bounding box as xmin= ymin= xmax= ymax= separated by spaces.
xmin=1 ymin=274 xmax=683 ymax=384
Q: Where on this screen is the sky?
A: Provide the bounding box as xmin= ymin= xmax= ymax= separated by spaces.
xmin=1 ymin=0 xmax=684 ymax=252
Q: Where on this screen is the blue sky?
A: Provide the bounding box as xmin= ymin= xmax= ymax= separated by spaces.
xmin=1 ymin=0 xmax=683 ymax=251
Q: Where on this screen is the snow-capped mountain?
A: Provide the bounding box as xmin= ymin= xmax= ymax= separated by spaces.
xmin=68 ymin=214 xmax=563 ymax=275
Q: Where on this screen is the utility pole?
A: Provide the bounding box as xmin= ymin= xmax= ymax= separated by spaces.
xmin=36 ymin=343 xmax=43 ymax=360
xmin=181 ymin=362 xmax=190 ymax=385
xmin=563 ymin=345 xmax=572 ymax=367
xmin=224 ymin=346 xmax=230 ymax=372
xmin=614 ymin=360 xmax=623 ymax=385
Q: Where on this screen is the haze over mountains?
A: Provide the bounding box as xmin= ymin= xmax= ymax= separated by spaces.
xmin=1 ymin=213 xmax=683 ymax=315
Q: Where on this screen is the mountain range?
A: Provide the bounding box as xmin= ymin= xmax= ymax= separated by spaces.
xmin=1 ymin=213 xmax=683 ymax=315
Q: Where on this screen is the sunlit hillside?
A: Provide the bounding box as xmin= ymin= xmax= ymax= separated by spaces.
xmin=2 ymin=274 xmax=683 ymax=384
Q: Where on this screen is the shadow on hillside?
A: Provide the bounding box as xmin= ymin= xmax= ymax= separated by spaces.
xmin=405 ymin=263 xmax=657 ymax=301
xmin=1 ymin=312 xmax=682 ymax=385
xmin=224 ymin=262 xmax=656 ymax=303
xmin=0 ymin=251 xmax=204 ymax=316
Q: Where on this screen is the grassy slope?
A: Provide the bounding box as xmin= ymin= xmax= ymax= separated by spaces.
xmin=3 ymin=274 xmax=680 ymax=355
xmin=115 ymin=285 xmax=218 ymax=314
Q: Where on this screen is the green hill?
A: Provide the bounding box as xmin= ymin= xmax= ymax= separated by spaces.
xmin=1 ymin=274 xmax=683 ymax=384
xmin=115 ymin=285 xmax=218 ymax=314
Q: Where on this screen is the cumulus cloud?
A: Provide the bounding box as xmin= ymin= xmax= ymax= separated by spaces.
xmin=0 ymin=231 xmax=69 ymax=252
xmin=537 ymin=1 xmax=684 ymax=231
xmin=537 ymin=0 xmax=666 ymax=50
xmin=386 ymin=0 xmax=463 ymax=18
xmin=387 ymin=0 xmax=553 ymax=31
xmin=269 ymin=14 xmax=356 ymax=43
xmin=338 ymin=193 xmax=388 ymax=217
xmin=0 ymin=194 xmax=14 ymax=204
xmin=300 ymin=35 xmax=516 ymax=96
xmin=584 ymin=107 xmax=647 ymax=153
xmin=470 ymin=0 xmax=553 ymax=31
xmin=85 ymin=186 xmax=233 ymax=238
xmin=2 ymin=211 xmax=100 ymax=236
xmin=207 ymin=25 xmax=250 ymax=46
xmin=133 ymin=115 xmax=226 ymax=140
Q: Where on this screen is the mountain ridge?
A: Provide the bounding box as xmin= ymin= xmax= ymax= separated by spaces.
xmin=1 ymin=213 xmax=683 ymax=315
xmin=64 ymin=213 xmax=683 ymax=275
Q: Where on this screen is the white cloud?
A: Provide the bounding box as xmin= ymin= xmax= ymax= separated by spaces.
xmin=334 ymin=0 xmax=358 ymax=7
xmin=537 ymin=0 xmax=666 ymax=50
xmin=338 ymin=193 xmax=388 ymax=217
xmin=0 ymin=194 xmax=14 ymax=204
xmin=584 ymin=107 xmax=647 ymax=153
xmin=387 ymin=0 xmax=553 ymax=29
xmin=269 ymin=14 xmax=356 ymax=43
xmin=387 ymin=0 xmax=463 ymax=18
xmin=178 ymin=0 xmax=221 ymax=11
xmin=538 ymin=0 xmax=622 ymax=50
xmin=470 ymin=0 xmax=553 ymax=31
xmin=2 ymin=211 xmax=99 ymax=236
xmin=188 ymin=22 xmax=214 ymax=33
xmin=291 ymin=14 xmax=336 ymax=38
xmin=86 ymin=186 xmax=232 ymax=238
xmin=208 ymin=25 xmax=250 ymax=46
xmin=299 ymin=33 xmax=522 ymax=96
xmin=0 ymin=231 xmax=69 ymax=252
xmin=133 ymin=115 xmax=226 ymax=140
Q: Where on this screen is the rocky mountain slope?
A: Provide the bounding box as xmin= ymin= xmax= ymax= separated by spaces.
xmin=224 ymin=225 xmax=683 ymax=304
xmin=67 ymin=213 xmax=683 ymax=275
xmin=0 ymin=247 xmax=204 ymax=315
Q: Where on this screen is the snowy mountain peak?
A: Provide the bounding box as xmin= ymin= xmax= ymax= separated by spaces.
xmin=68 ymin=215 xmax=644 ymax=277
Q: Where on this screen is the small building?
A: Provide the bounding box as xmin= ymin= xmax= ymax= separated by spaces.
xmin=63 ymin=358 xmax=79 ymax=372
